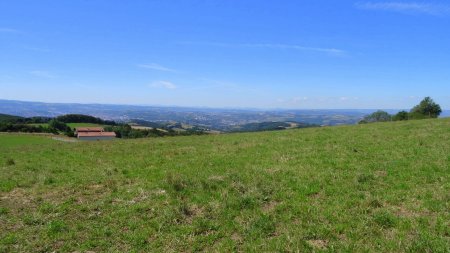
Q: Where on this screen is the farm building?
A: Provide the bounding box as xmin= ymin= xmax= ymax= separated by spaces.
xmin=74 ymin=127 xmax=104 ymax=135
xmin=75 ymin=127 xmax=116 ymax=141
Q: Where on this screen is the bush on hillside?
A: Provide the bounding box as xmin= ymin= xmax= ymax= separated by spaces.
xmin=0 ymin=123 xmax=58 ymax=134
xmin=392 ymin=111 xmax=409 ymax=121
xmin=361 ymin=97 xmax=442 ymax=124
xmin=48 ymin=119 xmax=70 ymax=132
xmin=410 ymin=97 xmax=442 ymax=119
xmin=359 ymin=110 xmax=392 ymax=124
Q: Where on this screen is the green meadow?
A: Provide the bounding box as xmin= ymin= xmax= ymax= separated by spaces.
xmin=66 ymin=123 xmax=105 ymax=128
xmin=0 ymin=119 xmax=449 ymax=252
xmin=28 ymin=123 xmax=105 ymax=128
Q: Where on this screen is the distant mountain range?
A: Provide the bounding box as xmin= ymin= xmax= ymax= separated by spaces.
xmin=1 ymin=99 xmax=448 ymax=131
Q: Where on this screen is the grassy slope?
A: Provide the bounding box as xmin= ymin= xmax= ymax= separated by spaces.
xmin=66 ymin=123 xmax=105 ymax=128
xmin=0 ymin=119 xmax=449 ymax=252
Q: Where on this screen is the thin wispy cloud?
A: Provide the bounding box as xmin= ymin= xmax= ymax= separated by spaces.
xmin=243 ymin=43 xmax=345 ymax=55
xmin=292 ymin=96 xmax=309 ymax=103
xmin=355 ymin=2 xmax=450 ymax=15
xmin=138 ymin=63 xmax=177 ymax=72
xmin=150 ymin=80 xmax=177 ymax=90
xmin=0 ymin=27 xmax=22 ymax=34
xmin=179 ymin=42 xmax=346 ymax=56
xmin=30 ymin=70 xmax=57 ymax=79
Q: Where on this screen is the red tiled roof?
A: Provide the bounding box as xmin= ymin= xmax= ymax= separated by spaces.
xmin=77 ymin=132 xmax=116 ymax=137
xmin=75 ymin=127 xmax=104 ymax=132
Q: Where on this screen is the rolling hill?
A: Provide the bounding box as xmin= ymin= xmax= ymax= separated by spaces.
xmin=0 ymin=113 xmax=24 ymax=123
xmin=0 ymin=99 xmax=376 ymax=128
xmin=0 ymin=118 xmax=449 ymax=252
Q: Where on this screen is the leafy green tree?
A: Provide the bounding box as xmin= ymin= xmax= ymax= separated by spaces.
xmin=392 ymin=111 xmax=409 ymax=121
xmin=64 ymin=127 xmax=75 ymax=137
xmin=359 ymin=110 xmax=392 ymax=124
xmin=48 ymin=119 xmax=70 ymax=132
xmin=56 ymin=114 xmax=116 ymax=125
xmin=410 ymin=97 xmax=442 ymax=119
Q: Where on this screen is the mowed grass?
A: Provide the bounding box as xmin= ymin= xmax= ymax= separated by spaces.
xmin=66 ymin=123 xmax=105 ymax=128
xmin=0 ymin=119 xmax=449 ymax=252
xmin=0 ymin=134 xmax=54 ymax=148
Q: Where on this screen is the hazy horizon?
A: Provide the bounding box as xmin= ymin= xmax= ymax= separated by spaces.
xmin=1 ymin=1 xmax=450 ymax=109
xmin=2 ymin=98 xmax=450 ymax=112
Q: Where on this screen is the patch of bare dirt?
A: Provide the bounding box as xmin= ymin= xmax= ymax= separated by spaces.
xmin=338 ymin=233 xmax=348 ymax=242
xmin=265 ymin=167 xmax=282 ymax=174
xmin=183 ymin=204 xmax=204 ymax=224
xmin=152 ymin=189 xmax=166 ymax=195
xmin=393 ymin=205 xmax=428 ymax=218
xmin=208 ymin=175 xmax=225 ymax=181
xmin=375 ymin=170 xmax=387 ymax=177
xmin=262 ymin=201 xmax=279 ymax=213
xmin=307 ymin=239 xmax=328 ymax=250
xmin=0 ymin=188 xmax=33 ymax=209
xmin=278 ymin=155 xmax=293 ymax=163
xmin=231 ymin=232 xmax=243 ymax=243
xmin=309 ymin=191 xmax=323 ymax=200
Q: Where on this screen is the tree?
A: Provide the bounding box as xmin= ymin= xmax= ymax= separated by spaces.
xmin=48 ymin=119 xmax=70 ymax=132
xmin=56 ymin=114 xmax=116 ymax=125
xmin=410 ymin=97 xmax=442 ymax=119
xmin=64 ymin=127 xmax=75 ymax=137
xmin=359 ymin=110 xmax=392 ymax=124
xmin=392 ymin=111 xmax=409 ymax=121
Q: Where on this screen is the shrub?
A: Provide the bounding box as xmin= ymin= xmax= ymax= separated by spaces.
xmin=410 ymin=97 xmax=442 ymax=118
xmin=6 ymin=158 xmax=15 ymax=166
xmin=360 ymin=110 xmax=392 ymax=124
xmin=393 ymin=110 xmax=409 ymax=121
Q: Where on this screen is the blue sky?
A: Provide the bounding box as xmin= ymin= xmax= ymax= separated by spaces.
xmin=1 ymin=0 xmax=449 ymax=109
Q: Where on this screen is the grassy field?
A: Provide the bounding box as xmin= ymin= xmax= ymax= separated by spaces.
xmin=27 ymin=123 xmax=105 ymax=128
xmin=0 ymin=119 xmax=449 ymax=252
xmin=27 ymin=123 xmax=49 ymax=127
xmin=66 ymin=123 xmax=105 ymax=128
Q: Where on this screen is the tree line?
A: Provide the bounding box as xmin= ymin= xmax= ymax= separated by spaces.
xmin=0 ymin=113 xmax=206 ymax=138
xmin=359 ymin=97 xmax=442 ymax=124
xmin=0 ymin=114 xmax=113 ymax=136
xmin=104 ymin=125 xmax=206 ymax=139
xmin=55 ymin=114 xmax=116 ymax=125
